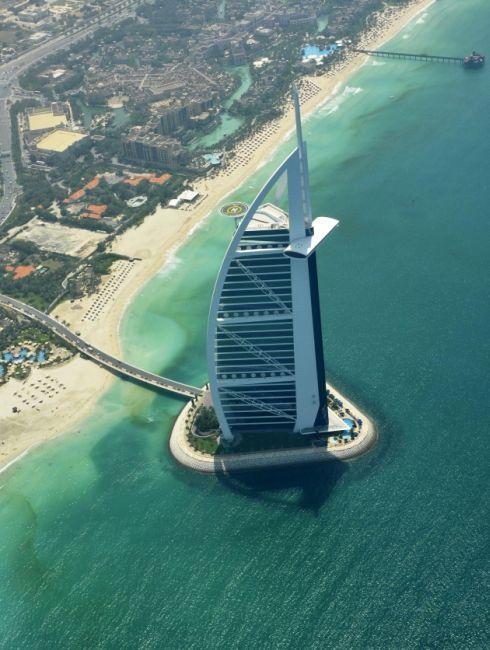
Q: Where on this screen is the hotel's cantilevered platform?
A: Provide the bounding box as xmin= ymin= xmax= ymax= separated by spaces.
xmin=207 ymin=88 xmax=344 ymax=443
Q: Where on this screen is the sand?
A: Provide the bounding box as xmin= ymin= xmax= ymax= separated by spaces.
xmin=15 ymin=218 xmax=106 ymax=257
xmin=0 ymin=0 xmax=436 ymax=474
xmin=0 ymin=360 xmax=112 ymax=473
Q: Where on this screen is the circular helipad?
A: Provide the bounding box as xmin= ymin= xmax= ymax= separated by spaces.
xmin=220 ymin=201 xmax=249 ymax=218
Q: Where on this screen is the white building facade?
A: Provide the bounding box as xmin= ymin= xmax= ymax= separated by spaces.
xmin=207 ymin=89 xmax=339 ymax=443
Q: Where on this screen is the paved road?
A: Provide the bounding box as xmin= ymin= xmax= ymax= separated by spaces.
xmin=0 ymin=293 xmax=202 ymax=399
xmin=0 ymin=0 xmax=142 ymax=227
xmin=0 ymin=94 xmax=16 ymax=225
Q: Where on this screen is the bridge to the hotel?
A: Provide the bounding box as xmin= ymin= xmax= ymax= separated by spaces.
xmin=0 ymin=294 xmax=202 ymax=399
xmin=354 ymin=48 xmax=464 ymax=65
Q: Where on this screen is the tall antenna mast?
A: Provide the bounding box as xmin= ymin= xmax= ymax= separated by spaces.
xmin=292 ymin=84 xmax=313 ymax=234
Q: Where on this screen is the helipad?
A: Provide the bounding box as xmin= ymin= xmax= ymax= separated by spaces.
xmin=220 ymin=202 xmax=249 ymax=218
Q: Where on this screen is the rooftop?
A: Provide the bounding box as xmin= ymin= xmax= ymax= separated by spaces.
xmin=248 ymin=204 xmax=289 ymax=230
xmin=36 ymin=129 xmax=87 ymax=153
xmin=28 ymin=110 xmax=67 ymax=132
xmin=4 ymin=265 xmax=35 ymax=280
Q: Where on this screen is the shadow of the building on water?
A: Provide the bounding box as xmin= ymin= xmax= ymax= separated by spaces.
xmin=215 ymin=460 xmax=347 ymax=516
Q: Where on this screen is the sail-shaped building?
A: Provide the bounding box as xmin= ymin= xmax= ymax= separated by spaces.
xmin=207 ymin=88 xmax=344 ymax=444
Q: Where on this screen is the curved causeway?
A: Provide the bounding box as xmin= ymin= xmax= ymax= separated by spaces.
xmin=169 ymin=385 xmax=377 ymax=474
xmin=0 ymin=293 xmax=201 ymax=399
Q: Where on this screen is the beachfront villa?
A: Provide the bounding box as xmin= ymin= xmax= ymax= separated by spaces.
xmin=205 ymin=88 xmax=348 ymax=446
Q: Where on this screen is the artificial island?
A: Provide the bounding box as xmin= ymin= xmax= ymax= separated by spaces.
xmin=169 ymin=89 xmax=376 ymax=473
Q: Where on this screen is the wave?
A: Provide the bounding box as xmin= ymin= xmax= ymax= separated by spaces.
xmin=345 ymin=85 xmax=363 ymax=95
xmin=156 ymin=250 xmax=182 ymax=277
xmin=156 ymin=202 xmax=219 ymax=279
xmin=320 ymin=85 xmax=364 ymax=116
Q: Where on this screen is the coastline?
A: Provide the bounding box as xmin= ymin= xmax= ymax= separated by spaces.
xmin=0 ymin=0 xmax=436 ymax=473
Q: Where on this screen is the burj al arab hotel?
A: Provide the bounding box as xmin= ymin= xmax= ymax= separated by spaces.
xmin=207 ymin=88 xmax=345 ymax=445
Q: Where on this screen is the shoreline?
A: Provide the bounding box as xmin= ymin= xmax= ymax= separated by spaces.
xmin=0 ymin=0 xmax=436 ymax=474
xmin=169 ymin=385 xmax=378 ymax=474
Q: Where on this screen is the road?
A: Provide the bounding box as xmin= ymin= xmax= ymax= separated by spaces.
xmin=0 ymin=0 xmax=142 ymax=227
xmin=0 ymin=293 xmax=202 ymax=400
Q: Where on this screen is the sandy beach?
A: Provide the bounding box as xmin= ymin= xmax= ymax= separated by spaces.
xmin=0 ymin=0 xmax=436 ymax=473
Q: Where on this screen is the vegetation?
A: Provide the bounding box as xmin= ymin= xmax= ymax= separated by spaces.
xmin=91 ymin=253 xmax=130 ymax=275
xmin=10 ymin=99 xmax=39 ymax=175
xmin=195 ymin=406 xmax=219 ymax=433
xmin=9 ymin=239 xmax=39 ymax=255
xmin=0 ymin=245 xmax=77 ymax=311
xmin=188 ymin=433 xmax=220 ymax=455
xmin=62 ymin=216 xmax=113 ymax=233
xmin=0 ymin=307 xmax=71 ymax=353
xmin=3 ymin=100 xmax=60 ymax=233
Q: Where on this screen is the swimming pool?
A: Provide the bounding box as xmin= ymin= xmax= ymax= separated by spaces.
xmin=302 ymin=44 xmax=338 ymax=61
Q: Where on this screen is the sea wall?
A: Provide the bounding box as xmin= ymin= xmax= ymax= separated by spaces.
xmin=169 ymin=386 xmax=377 ymax=474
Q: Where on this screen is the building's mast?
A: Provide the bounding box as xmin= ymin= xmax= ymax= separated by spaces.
xmin=292 ymin=85 xmax=313 ymax=234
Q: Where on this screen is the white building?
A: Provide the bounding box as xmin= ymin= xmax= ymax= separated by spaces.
xmin=207 ymin=88 xmax=344 ymax=443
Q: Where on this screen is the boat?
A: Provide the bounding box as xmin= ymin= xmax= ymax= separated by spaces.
xmin=463 ymin=52 xmax=485 ymax=69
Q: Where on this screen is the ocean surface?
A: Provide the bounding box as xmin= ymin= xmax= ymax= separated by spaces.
xmin=1 ymin=1 xmax=489 ymax=647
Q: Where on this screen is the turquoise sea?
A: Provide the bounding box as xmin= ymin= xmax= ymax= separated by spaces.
xmin=1 ymin=1 xmax=489 ymax=647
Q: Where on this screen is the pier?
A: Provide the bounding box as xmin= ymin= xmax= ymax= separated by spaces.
xmin=354 ymin=48 xmax=464 ymax=65
xmin=0 ymin=293 xmax=201 ymax=399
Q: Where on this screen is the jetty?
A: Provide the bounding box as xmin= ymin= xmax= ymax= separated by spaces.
xmin=354 ymin=49 xmax=485 ymax=69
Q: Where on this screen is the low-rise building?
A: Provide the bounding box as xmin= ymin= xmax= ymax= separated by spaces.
xmin=18 ymin=6 xmax=50 ymax=23
xmin=26 ymin=103 xmax=70 ymax=133
xmin=35 ymin=128 xmax=88 ymax=155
